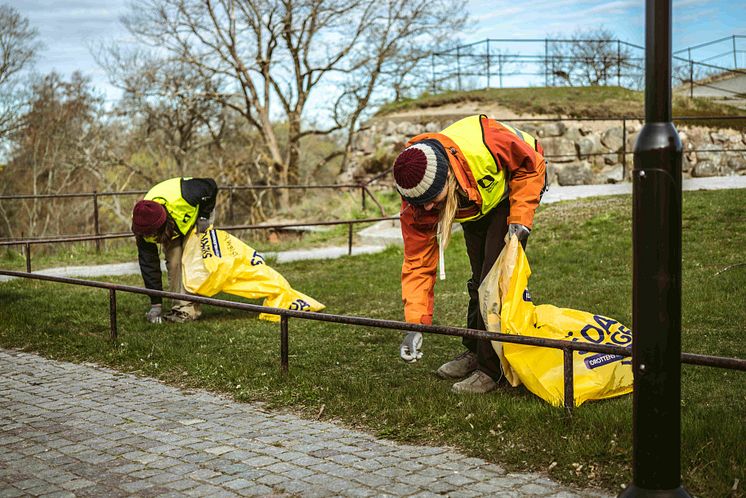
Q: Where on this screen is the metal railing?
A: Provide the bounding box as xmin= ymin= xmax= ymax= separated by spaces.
xmin=427 ymin=38 xmax=644 ymax=92
xmin=0 ymin=269 xmax=743 ymax=411
xmin=0 ymin=182 xmax=387 ymax=243
xmin=0 ymin=216 xmax=399 ymax=273
xmin=418 ymin=35 xmax=745 ymax=95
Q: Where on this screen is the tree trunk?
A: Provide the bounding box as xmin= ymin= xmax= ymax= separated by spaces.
xmin=287 ymin=115 xmax=302 ymax=185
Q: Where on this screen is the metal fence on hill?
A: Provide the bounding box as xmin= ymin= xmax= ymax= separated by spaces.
xmin=420 ymin=35 xmax=746 ymax=98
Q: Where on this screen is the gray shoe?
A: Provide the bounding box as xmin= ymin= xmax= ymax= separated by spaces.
xmin=451 ymin=370 xmax=498 ymax=394
xmin=163 ymin=310 xmax=198 ymax=323
xmin=436 ymin=350 xmax=478 ymax=379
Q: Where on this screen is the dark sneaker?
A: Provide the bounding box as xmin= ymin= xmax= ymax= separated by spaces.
xmin=436 ymin=350 xmax=478 ymax=379
xmin=451 ymin=370 xmax=498 ymax=394
xmin=163 ymin=310 xmax=198 ymax=323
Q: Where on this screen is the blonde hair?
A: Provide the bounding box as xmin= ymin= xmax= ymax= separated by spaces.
xmin=438 ymin=172 xmax=458 ymax=249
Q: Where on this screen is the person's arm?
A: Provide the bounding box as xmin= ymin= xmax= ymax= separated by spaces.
xmin=484 ymin=121 xmax=546 ymax=229
xmin=136 ymin=236 xmax=163 ymax=305
xmin=181 ymin=178 xmax=218 ymax=218
xmin=400 ymin=202 xmax=439 ymax=325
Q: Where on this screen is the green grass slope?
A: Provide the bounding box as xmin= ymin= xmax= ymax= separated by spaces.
xmin=378 ymin=86 xmax=746 ymax=130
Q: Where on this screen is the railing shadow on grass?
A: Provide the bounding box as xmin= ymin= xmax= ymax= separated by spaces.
xmin=0 ymin=269 xmax=744 ymax=413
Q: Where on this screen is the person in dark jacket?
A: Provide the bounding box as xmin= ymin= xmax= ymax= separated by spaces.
xmin=131 ymin=177 xmax=218 ymax=323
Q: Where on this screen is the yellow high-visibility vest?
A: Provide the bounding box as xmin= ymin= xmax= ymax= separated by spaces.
xmin=143 ymin=177 xmax=199 ymax=241
xmin=440 ymin=115 xmax=536 ymax=222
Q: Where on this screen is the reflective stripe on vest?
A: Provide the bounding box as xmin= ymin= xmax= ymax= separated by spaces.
xmin=500 ymin=122 xmax=538 ymax=151
xmin=441 ymin=115 xmax=539 ymax=222
xmin=441 ymin=115 xmax=506 ymax=221
xmin=144 ymin=177 xmax=198 ymax=238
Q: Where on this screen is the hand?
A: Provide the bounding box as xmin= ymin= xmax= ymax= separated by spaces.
xmin=146 ymin=304 xmax=163 ymax=324
xmin=400 ymin=332 xmax=423 ymax=363
xmin=196 ymin=217 xmax=211 ymax=234
xmin=507 ymin=223 xmax=531 ymax=243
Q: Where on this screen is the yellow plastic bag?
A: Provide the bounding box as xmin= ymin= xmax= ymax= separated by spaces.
xmin=479 ymin=236 xmax=633 ymax=407
xmin=181 ymin=228 xmax=325 ymax=322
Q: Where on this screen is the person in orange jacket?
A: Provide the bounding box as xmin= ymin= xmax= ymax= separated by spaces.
xmin=394 ymin=114 xmax=546 ymax=394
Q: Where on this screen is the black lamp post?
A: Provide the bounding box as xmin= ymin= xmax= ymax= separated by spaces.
xmin=619 ymin=0 xmax=692 ymax=496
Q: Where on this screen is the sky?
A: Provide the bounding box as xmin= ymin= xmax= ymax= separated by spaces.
xmin=467 ymin=0 xmax=745 ymax=48
xmin=10 ymin=0 xmax=746 ymax=106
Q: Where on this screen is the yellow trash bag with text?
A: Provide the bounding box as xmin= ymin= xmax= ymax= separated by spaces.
xmin=479 ymin=236 xmax=633 ymax=407
xmin=181 ymin=228 xmax=325 ymax=322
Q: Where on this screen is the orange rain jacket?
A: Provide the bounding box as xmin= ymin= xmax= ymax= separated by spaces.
xmin=400 ymin=116 xmax=546 ymax=326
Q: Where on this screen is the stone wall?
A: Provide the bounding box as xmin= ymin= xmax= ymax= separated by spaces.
xmin=345 ymin=117 xmax=746 ymax=185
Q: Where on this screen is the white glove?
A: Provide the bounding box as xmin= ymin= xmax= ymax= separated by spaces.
xmin=146 ymin=304 xmax=163 ymax=324
xmin=507 ymin=223 xmax=531 ymax=243
xmin=400 ymin=332 xmax=423 ymax=363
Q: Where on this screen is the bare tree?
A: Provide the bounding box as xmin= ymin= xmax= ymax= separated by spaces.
xmin=548 ymin=28 xmax=634 ymax=87
xmin=97 ymin=46 xmax=228 ymax=178
xmin=120 ymin=0 xmax=463 ymax=208
xmin=0 ymin=72 xmax=123 ymax=238
xmin=327 ymin=0 xmax=464 ymax=180
xmin=0 ymin=4 xmax=41 ymax=141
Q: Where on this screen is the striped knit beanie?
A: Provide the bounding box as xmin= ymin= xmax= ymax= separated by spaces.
xmin=392 ymin=139 xmax=449 ymax=205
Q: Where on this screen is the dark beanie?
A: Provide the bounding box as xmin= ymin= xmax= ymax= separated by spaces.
xmin=131 ymin=200 xmax=167 ymax=236
xmin=392 ymin=139 xmax=449 ymax=205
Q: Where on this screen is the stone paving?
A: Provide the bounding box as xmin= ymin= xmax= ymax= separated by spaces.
xmin=0 ymin=349 xmax=612 ymax=497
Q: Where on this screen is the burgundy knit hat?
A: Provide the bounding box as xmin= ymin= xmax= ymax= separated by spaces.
xmin=131 ymin=200 xmax=167 ymax=236
xmin=392 ymin=139 xmax=449 ymax=205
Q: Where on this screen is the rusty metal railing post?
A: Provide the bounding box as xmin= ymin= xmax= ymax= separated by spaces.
xmin=24 ymin=242 xmax=31 ymax=273
xmin=361 ymin=185 xmax=366 ymax=211
xmin=109 ymin=288 xmax=117 ymax=342
xmin=622 ymin=118 xmax=627 ymax=180
xmin=430 ymin=53 xmax=436 ymax=93
xmin=563 ymin=347 xmax=574 ymax=413
xmin=280 ymin=315 xmax=289 ymax=373
xmin=457 ymin=46 xmax=462 ymax=91
xmin=733 ymin=35 xmax=738 ymax=69
xmin=544 ymin=38 xmax=548 ymax=86
xmin=228 ymin=187 xmax=235 ymax=224
xmin=93 ymin=191 xmax=101 ymax=254
xmin=689 ymin=58 xmax=693 ymax=98
xmin=617 ymin=40 xmax=622 ymax=86
xmin=487 ymin=39 xmax=492 ymax=88
xmin=347 ymin=223 xmax=353 ymax=256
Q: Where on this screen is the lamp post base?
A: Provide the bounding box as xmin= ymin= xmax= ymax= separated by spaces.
xmin=619 ymin=484 xmax=692 ymax=498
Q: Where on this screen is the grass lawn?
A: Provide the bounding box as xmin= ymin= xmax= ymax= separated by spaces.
xmin=1 ymin=189 xmax=744 ymax=496
xmin=377 ymin=86 xmax=746 ymax=130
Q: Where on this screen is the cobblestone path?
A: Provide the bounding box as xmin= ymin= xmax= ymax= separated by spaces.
xmin=0 ymin=350 xmax=612 ymax=497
